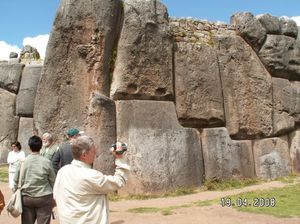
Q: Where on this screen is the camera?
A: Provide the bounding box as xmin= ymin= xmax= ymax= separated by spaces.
xmin=110 ymin=142 xmax=127 ymax=155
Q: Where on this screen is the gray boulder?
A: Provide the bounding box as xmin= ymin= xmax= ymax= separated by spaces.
xmin=20 ymin=45 xmax=40 ymax=61
xmin=0 ymin=63 xmax=24 ymax=94
xmin=288 ymin=37 xmax=300 ymax=78
xmin=259 ymin=35 xmax=299 ymax=80
xmin=174 ymin=42 xmax=224 ymax=128
xmin=9 ymin=52 xmax=18 ymax=59
xmin=17 ymin=117 xmax=35 ymax=156
xmin=110 ymin=0 xmax=173 ymax=100
xmin=291 ymin=81 xmax=300 ymax=123
xmin=16 ymin=65 xmax=42 ymax=116
xmin=0 ymin=89 xmax=19 ymax=162
xmin=256 ymin=14 xmax=281 ymax=35
xmin=231 ymin=12 xmax=267 ymax=52
xmin=289 ymin=129 xmax=300 ymax=173
xmin=253 ymin=137 xmax=291 ymax=179
xmin=280 ymin=17 xmax=298 ymax=38
xmin=34 ymin=0 xmax=122 ymax=141
xmin=202 ymin=128 xmax=255 ymax=180
xmin=85 ymin=94 xmax=116 ymax=175
xmin=216 ymin=34 xmax=273 ymax=139
xmin=116 ymin=100 xmax=204 ymax=193
xmin=272 ymin=78 xmax=295 ymax=135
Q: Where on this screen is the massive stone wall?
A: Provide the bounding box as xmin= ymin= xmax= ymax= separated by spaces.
xmin=1 ymin=0 xmax=300 ymax=194
xmin=0 ymin=60 xmax=41 ymax=161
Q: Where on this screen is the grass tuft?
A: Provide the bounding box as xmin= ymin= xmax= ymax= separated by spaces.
xmin=109 ymin=186 xmax=197 ymax=202
xmin=275 ymin=173 xmax=300 ymax=184
xmin=127 ymin=207 xmax=161 ymax=213
xmin=202 ymin=178 xmax=262 ymax=191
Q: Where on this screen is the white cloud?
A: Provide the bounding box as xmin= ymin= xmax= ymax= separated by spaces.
xmin=23 ymin=34 xmax=49 ymax=59
xmin=0 ymin=41 xmax=21 ymax=60
xmin=291 ymin=16 xmax=300 ymax=26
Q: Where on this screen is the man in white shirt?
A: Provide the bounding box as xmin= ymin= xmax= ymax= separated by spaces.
xmin=53 ymin=135 xmax=130 ymax=224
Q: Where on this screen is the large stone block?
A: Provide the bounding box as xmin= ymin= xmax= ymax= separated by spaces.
xmin=116 ymin=100 xmax=204 ymax=193
xmin=272 ymin=78 xmax=295 ymax=135
xmin=110 ymin=0 xmax=173 ymax=100
xmin=85 ymin=94 xmax=116 ymax=175
xmin=34 ymin=0 xmax=122 ymax=141
xmin=174 ymin=42 xmax=224 ymax=128
xmin=291 ymin=81 xmax=300 ymax=123
xmin=216 ymin=34 xmax=273 ymax=139
xmin=280 ymin=17 xmax=298 ymax=39
xmin=259 ymin=35 xmax=300 ymax=80
xmin=256 ymin=14 xmax=281 ymax=35
xmin=17 ymin=117 xmax=35 ymax=156
xmin=289 ymin=129 xmax=300 ymax=173
xmin=0 ymin=63 xmax=24 ymax=94
xmin=253 ymin=137 xmax=291 ymax=179
xmin=0 ymin=89 xmax=19 ymax=162
xmin=230 ymin=12 xmax=266 ymax=52
xmin=202 ymin=128 xmax=254 ymax=180
xmin=288 ymin=37 xmax=300 ymax=79
xmin=16 ymin=65 xmax=42 ymax=117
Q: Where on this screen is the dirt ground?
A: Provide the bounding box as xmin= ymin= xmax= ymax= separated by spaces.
xmin=1 ymin=180 xmax=300 ymax=224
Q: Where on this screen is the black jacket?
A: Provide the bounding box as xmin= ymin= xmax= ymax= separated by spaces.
xmin=52 ymin=143 xmax=73 ymax=174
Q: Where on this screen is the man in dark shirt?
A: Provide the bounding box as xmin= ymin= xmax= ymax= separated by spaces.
xmin=52 ymin=128 xmax=80 ymax=174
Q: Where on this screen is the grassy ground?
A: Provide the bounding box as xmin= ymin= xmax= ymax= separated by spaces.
xmin=126 ymin=175 xmax=300 ymax=217
xmin=230 ymin=183 xmax=300 ymax=218
xmin=0 ymin=165 xmax=8 ymax=183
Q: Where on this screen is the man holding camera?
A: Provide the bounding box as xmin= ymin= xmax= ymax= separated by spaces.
xmin=53 ymin=135 xmax=130 ymax=224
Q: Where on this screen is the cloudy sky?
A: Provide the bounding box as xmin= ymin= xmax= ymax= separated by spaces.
xmin=0 ymin=0 xmax=299 ymax=60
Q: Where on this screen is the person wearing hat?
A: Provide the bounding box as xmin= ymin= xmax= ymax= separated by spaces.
xmin=52 ymin=128 xmax=80 ymax=174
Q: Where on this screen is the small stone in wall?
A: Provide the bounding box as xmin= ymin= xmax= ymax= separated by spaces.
xmin=9 ymin=52 xmax=18 ymax=59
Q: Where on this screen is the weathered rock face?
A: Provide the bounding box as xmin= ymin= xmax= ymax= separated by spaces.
xmin=16 ymin=65 xmax=42 ymax=117
xmin=253 ymin=137 xmax=291 ymax=179
xmin=17 ymin=117 xmax=35 ymax=155
xmin=0 ymin=63 xmax=24 ymax=94
xmin=202 ymin=128 xmax=255 ymax=180
xmin=272 ymin=78 xmax=295 ymax=135
xmin=216 ymin=34 xmax=273 ymax=139
xmin=256 ymin=14 xmax=281 ymax=35
xmin=291 ymin=81 xmax=300 ymax=123
xmin=86 ymin=94 xmax=116 ymax=175
xmin=110 ymin=0 xmax=173 ymax=101
xmin=259 ymin=35 xmax=299 ymax=80
xmin=116 ymin=100 xmax=203 ymax=193
xmin=34 ymin=0 xmax=122 ymax=141
xmin=280 ymin=17 xmax=298 ymax=38
xmin=0 ymin=89 xmax=19 ymax=162
xmin=232 ymin=12 xmax=300 ymax=80
xmin=230 ymin=12 xmax=266 ymax=52
xmin=289 ymin=130 xmax=300 ymax=173
xmin=174 ymin=42 xmax=224 ymax=128
xmin=2 ymin=2 xmax=299 ymax=192
xmin=20 ymin=45 xmax=40 ymax=61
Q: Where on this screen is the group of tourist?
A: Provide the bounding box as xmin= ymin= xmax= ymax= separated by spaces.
xmin=3 ymin=128 xmax=130 ymax=224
